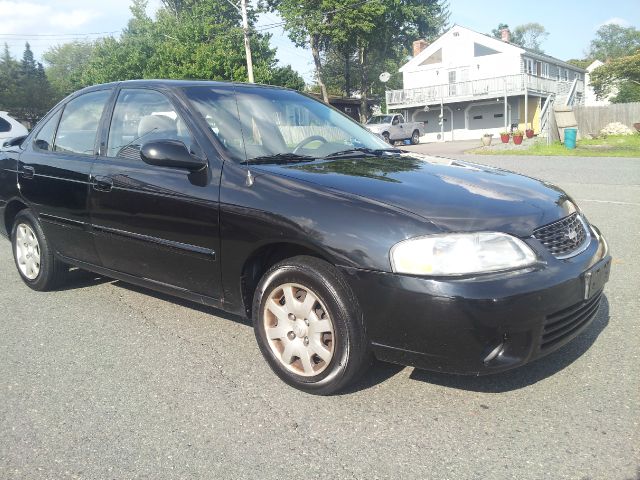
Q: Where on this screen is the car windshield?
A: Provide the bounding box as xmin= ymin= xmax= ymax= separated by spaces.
xmin=366 ymin=115 xmax=393 ymax=125
xmin=183 ymin=85 xmax=391 ymax=162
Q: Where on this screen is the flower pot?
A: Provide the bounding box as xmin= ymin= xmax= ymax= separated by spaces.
xmin=500 ymin=134 xmax=510 ymax=144
xmin=525 ymin=129 xmax=534 ymax=138
xmin=481 ymin=135 xmax=493 ymax=146
xmin=513 ymin=135 xmax=524 ymax=145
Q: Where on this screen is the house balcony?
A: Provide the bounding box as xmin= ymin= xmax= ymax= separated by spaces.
xmin=386 ymin=74 xmax=584 ymax=109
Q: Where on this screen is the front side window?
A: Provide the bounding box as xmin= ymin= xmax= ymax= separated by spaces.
xmin=184 ymin=86 xmax=390 ymax=162
xmin=54 ymin=90 xmax=110 ymax=155
xmin=366 ymin=115 xmax=393 ymax=125
xmin=33 ymin=110 xmax=62 ymax=152
xmin=107 ymin=89 xmax=193 ymax=161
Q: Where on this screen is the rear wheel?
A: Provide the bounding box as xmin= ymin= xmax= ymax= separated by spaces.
xmin=411 ymin=129 xmax=420 ymax=145
xmin=11 ymin=210 xmax=68 ymax=291
xmin=253 ymin=256 xmax=369 ymax=395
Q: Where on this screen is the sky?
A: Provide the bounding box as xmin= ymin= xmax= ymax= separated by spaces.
xmin=0 ymin=0 xmax=638 ymax=83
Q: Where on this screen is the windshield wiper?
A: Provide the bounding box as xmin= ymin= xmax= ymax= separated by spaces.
xmin=245 ymin=153 xmax=316 ymax=165
xmin=324 ymin=147 xmax=399 ymax=159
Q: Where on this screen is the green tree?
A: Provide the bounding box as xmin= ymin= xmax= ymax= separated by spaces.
xmin=512 ymin=23 xmax=548 ymax=53
xmin=81 ymin=0 xmax=303 ymax=89
xmin=272 ymin=0 xmax=447 ymax=117
xmin=491 ymin=23 xmax=510 ymax=39
xmin=566 ymin=58 xmax=593 ymax=69
xmin=0 ymin=43 xmax=54 ymax=125
xmin=0 ymin=44 xmax=21 ymax=113
xmin=588 ymin=24 xmax=640 ymax=61
xmin=43 ymin=41 xmax=95 ymax=98
xmin=491 ymin=22 xmax=549 ymax=52
xmin=589 ymin=50 xmax=640 ymax=103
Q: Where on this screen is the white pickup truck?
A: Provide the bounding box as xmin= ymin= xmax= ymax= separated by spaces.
xmin=364 ymin=114 xmax=424 ymax=145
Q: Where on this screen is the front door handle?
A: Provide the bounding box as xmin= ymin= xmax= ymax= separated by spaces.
xmin=92 ymin=175 xmax=113 ymax=192
xmin=21 ymin=166 xmax=35 ymax=179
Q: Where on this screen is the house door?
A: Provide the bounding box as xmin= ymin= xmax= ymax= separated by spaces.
xmin=448 ymin=70 xmax=457 ymax=96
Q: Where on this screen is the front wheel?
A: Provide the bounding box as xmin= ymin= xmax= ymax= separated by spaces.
xmin=253 ymin=256 xmax=370 ymax=395
xmin=382 ymin=132 xmax=391 ymax=144
xmin=411 ymin=129 xmax=420 ymax=145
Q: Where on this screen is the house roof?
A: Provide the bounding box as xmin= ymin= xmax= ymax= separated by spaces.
xmin=401 ymin=25 xmax=586 ymax=73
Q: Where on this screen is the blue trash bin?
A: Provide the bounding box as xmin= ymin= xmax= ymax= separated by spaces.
xmin=564 ymin=128 xmax=577 ymax=149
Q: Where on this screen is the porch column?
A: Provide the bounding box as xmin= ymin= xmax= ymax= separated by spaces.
xmin=524 ymin=88 xmax=529 ymax=131
xmin=440 ymin=98 xmax=444 ymax=142
xmin=503 ymin=78 xmax=508 ymax=132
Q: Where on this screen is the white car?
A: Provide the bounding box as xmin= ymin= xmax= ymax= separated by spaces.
xmin=0 ymin=112 xmax=28 ymax=146
xmin=364 ymin=114 xmax=424 ymax=145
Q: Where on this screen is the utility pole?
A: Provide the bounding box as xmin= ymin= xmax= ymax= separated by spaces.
xmin=240 ymin=0 xmax=254 ymax=83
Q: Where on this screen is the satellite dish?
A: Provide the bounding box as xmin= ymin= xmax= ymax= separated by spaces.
xmin=379 ymin=72 xmax=391 ymax=83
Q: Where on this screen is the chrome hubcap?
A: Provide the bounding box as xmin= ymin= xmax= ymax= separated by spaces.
xmin=15 ymin=223 xmax=41 ymax=280
xmin=263 ymin=283 xmax=335 ymax=377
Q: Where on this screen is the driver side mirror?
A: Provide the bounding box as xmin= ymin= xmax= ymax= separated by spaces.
xmin=140 ymin=140 xmax=206 ymax=171
xmin=3 ymin=135 xmax=27 ymax=149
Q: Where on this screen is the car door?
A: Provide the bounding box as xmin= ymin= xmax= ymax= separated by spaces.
xmin=17 ymin=89 xmax=113 ymax=264
xmin=88 ymin=87 xmax=222 ymax=300
xmin=390 ymin=115 xmax=403 ymax=140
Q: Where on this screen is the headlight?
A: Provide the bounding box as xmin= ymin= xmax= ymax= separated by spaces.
xmin=390 ymin=232 xmax=537 ymax=276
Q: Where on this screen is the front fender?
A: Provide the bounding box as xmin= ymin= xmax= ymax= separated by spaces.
xmin=218 ymin=161 xmax=438 ymax=309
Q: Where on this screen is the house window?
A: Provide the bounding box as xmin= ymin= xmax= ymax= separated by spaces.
xmin=563 ymin=69 xmax=569 ymax=81
xmin=419 ymin=48 xmax=442 ymax=66
xmin=494 ymin=113 xmax=504 ymax=118
xmin=524 ymin=59 xmax=534 ymax=75
xmin=474 ymin=43 xmax=500 ymax=57
xmin=542 ymin=63 xmax=549 ymax=78
xmin=473 ymin=115 xmax=483 ymax=120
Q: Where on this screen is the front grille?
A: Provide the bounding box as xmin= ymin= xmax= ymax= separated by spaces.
xmin=533 ymin=213 xmax=589 ymax=258
xmin=540 ymin=291 xmax=603 ymax=351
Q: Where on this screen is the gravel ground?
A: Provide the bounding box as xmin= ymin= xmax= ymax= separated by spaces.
xmin=1 ymin=153 xmax=639 ymax=479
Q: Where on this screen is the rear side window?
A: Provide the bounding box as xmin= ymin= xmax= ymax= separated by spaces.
xmin=33 ymin=110 xmax=62 ymax=152
xmin=107 ymin=89 xmax=193 ymax=161
xmin=54 ymin=90 xmax=110 ymax=156
xmin=0 ymin=117 xmax=11 ymax=133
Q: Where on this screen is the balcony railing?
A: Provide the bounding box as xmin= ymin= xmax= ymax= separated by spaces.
xmin=386 ymin=74 xmax=584 ymax=107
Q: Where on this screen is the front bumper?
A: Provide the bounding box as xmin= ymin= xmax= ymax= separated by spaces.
xmin=340 ymin=226 xmax=611 ymax=375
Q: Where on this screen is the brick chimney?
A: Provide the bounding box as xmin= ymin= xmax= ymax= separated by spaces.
xmin=500 ymin=27 xmax=511 ymax=43
xmin=413 ymin=39 xmax=429 ymax=57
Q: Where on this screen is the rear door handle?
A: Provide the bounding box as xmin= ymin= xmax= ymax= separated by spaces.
xmin=92 ymin=175 xmax=113 ymax=192
xmin=21 ymin=166 xmax=35 ymax=179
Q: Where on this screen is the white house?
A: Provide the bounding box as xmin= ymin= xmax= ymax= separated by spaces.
xmin=584 ymin=60 xmax=616 ymax=106
xmin=386 ymin=25 xmax=586 ymax=142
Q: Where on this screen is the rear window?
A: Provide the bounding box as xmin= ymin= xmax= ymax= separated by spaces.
xmin=0 ymin=117 xmax=11 ymax=133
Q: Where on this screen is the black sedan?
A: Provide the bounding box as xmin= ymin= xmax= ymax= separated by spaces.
xmin=0 ymin=80 xmax=611 ymax=394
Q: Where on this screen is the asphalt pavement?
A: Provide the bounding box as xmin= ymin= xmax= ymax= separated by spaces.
xmin=1 ymin=152 xmax=639 ymax=479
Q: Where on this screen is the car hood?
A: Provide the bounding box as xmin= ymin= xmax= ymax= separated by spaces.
xmin=364 ymin=124 xmax=387 ymax=132
xmin=253 ymin=153 xmax=576 ymax=237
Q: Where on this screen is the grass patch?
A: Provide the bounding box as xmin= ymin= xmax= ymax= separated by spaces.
xmin=470 ymin=134 xmax=640 ymax=157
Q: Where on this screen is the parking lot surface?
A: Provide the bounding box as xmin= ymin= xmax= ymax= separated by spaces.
xmin=1 ymin=153 xmax=639 ymax=479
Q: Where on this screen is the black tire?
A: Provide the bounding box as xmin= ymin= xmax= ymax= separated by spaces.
xmin=11 ymin=209 xmax=68 ymax=291
xmin=252 ymin=255 xmax=370 ymax=395
xmin=382 ymin=132 xmax=391 ymax=144
xmin=410 ymin=129 xmax=420 ymax=145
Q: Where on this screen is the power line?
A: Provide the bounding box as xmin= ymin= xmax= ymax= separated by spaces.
xmin=254 ymin=0 xmax=380 ymax=32
xmin=0 ymin=31 xmax=118 ymax=38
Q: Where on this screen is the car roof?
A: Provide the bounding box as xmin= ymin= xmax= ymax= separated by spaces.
xmin=78 ymin=79 xmax=289 ymax=93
